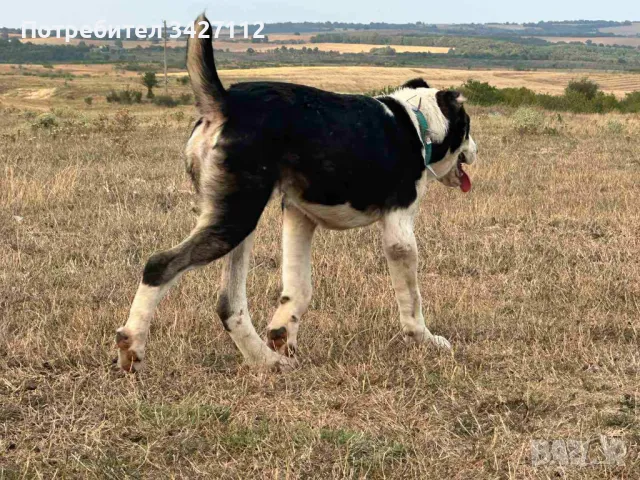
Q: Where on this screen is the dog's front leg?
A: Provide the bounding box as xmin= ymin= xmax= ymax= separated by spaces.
xmin=381 ymin=210 xmax=451 ymax=350
xmin=217 ymin=233 xmax=295 ymax=370
xmin=267 ymin=203 xmax=317 ymax=357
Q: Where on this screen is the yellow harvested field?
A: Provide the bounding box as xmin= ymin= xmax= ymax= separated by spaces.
xmin=292 ymin=43 xmax=450 ymax=54
xmin=599 ymin=22 xmax=640 ymax=36
xmin=211 ymin=42 xmax=450 ymax=54
xmin=268 ymin=33 xmax=318 ymax=42
xmin=214 ymin=66 xmax=640 ymax=97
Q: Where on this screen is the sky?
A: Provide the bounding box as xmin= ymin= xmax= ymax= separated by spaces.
xmin=2 ymin=0 xmax=639 ymax=28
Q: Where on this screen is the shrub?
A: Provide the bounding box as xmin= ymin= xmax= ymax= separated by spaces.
xmin=153 ymin=95 xmax=178 ymax=107
xmin=535 ymin=93 xmax=567 ymax=111
xmin=620 ymin=91 xmax=640 ymax=113
xmin=176 ymin=76 xmax=190 ymax=85
xmin=50 ymin=107 xmax=73 ymax=118
xmin=512 ymin=107 xmax=546 ymax=134
xmin=142 ymin=71 xmax=159 ymax=98
xmin=563 ymin=90 xmax=597 ymax=113
xmin=106 ymin=90 xmax=119 ymax=103
xmin=32 ymin=113 xmax=58 ymax=129
xmin=593 ymin=92 xmax=620 ymax=113
xmin=370 ymin=46 xmax=396 ymax=55
xmin=171 ymin=111 xmax=185 ymax=122
xmin=566 ymin=78 xmax=600 ymax=100
xmin=459 ymin=80 xmax=503 ymax=106
xmin=84 ymin=96 xmax=93 ymax=106
xmin=112 ymin=109 xmax=137 ymax=132
xmin=500 ymin=87 xmax=538 ymax=107
xmin=106 ymin=89 xmax=143 ymax=104
xmin=606 ymin=119 xmax=625 ymax=134
xmin=153 ymin=94 xmax=193 ymax=108
xmin=366 ymin=78 xmax=639 ymax=115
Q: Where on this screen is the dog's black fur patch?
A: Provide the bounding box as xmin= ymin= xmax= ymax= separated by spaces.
xmin=216 ymin=292 xmax=232 ymax=331
xmin=213 ymin=81 xmax=469 ymax=213
xmin=280 ymin=296 xmax=291 ymax=305
xmin=432 ymin=91 xmax=471 ymax=160
xmin=402 ymin=78 xmax=431 ymax=89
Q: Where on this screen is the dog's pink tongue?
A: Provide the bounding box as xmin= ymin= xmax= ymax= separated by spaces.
xmin=460 ymin=167 xmax=472 ymax=193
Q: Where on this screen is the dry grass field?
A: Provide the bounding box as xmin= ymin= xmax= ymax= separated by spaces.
xmin=1 ymin=69 xmax=639 ymax=478
xmin=2 ymin=65 xmax=640 ymax=110
xmin=599 ymin=23 xmax=640 ymax=36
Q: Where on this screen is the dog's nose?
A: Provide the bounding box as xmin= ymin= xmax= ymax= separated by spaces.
xmin=459 ymin=153 xmax=468 ymax=164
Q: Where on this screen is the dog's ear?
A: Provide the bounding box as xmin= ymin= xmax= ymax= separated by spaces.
xmin=436 ymin=90 xmax=467 ymax=117
xmin=402 ymin=78 xmax=430 ymax=90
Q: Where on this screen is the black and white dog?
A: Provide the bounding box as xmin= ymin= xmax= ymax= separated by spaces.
xmin=115 ymin=14 xmax=478 ymax=372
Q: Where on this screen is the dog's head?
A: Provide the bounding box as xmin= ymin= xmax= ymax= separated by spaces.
xmin=396 ymin=78 xmax=478 ymax=192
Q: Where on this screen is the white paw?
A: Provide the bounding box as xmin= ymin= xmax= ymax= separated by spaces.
xmin=115 ymin=327 xmax=145 ymax=373
xmin=429 ymin=335 xmax=452 ymax=350
xmin=404 ymin=330 xmax=452 ymax=351
xmin=246 ymin=346 xmax=299 ymax=373
xmin=270 ymin=353 xmax=298 ymax=373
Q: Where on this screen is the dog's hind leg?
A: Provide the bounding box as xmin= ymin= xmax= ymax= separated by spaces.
xmin=116 ymin=167 xmax=276 ymax=372
xmin=267 ymin=202 xmax=317 ymax=356
xmin=217 ymin=233 xmax=295 ymax=369
xmin=381 ymin=209 xmax=451 ymax=350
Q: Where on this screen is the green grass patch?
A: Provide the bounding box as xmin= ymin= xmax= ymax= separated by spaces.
xmin=320 ymin=427 xmax=408 ymax=470
xmin=137 ymin=402 xmax=231 ymax=428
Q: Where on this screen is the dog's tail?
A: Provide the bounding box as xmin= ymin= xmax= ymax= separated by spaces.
xmin=187 ymin=13 xmax=226 ymax=117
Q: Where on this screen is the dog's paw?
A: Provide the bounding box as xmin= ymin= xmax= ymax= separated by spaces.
xmin=266 ymin=326 xmax=297 ymax=357
xmin=429 ymin=335 xmax=452 ymax=350
xmin=269 ymin=353 xmax=298 ymax=373
xmin=404 ymin=329 xmax=452 ymax=351
xmin=246 ymin=344 xmax=299 ymax=373
xmin=115 ymin=327 xmax=145 ymax=373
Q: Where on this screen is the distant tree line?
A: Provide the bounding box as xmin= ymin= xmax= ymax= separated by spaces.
xmin=310 ymin=32 xmax=640 ymax=67
xmin=2 ymin=29 xmax=640 ymax=72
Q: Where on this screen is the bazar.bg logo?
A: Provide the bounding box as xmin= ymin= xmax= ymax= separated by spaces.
xmin=531 ymin=437 xmax=627 ymax=467
xmin=21 ymin=20 xmax=266 ymax=42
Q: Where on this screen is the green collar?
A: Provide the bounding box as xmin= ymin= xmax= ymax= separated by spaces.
xmin=412 ymin=108 xmax=433 ymax=165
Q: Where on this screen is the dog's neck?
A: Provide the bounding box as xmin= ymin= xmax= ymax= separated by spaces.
xmin=389 ymin=88 xmax=449 ymax=144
